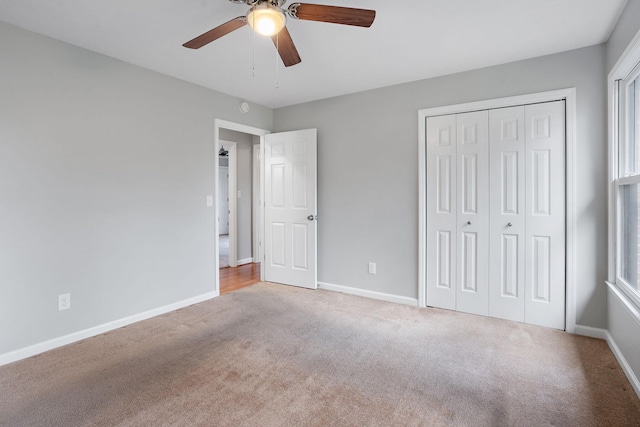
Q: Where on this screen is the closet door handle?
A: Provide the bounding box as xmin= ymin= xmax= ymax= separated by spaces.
xmin=466 ymin=221 xmax=471 ymax=225
xmin=507 ymin=222 xmax=512 ymax=227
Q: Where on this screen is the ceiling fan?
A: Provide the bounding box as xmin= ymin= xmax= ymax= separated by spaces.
xmin=183 ymin=0 xmax=376 ymax=67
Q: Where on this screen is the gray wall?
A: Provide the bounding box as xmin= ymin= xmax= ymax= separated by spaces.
xmin=0 ymin=21 xmax=272 ymax=355
xmin=606 ymin=0 xmax=640 ymax=73
xmin=219 ymin=128 xmax=255 ymax=262
xmin=605 ymin=0 xmax=640 ymax=392
xmin=608 ymin=286 xmax=640 ymax=389
xmin=274 ymin=44 xmax=608 ymax=328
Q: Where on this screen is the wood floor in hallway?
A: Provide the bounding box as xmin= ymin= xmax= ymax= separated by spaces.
xmin=220 ymin=263 xmax=261 ymax=294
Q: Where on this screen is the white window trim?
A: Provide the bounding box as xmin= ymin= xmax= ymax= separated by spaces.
xmin=607 ymin=27 xmax=640 ymax=311
xmin=618 ymin=64 xmax=640 ymax=179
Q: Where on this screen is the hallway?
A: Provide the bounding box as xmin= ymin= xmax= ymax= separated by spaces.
xmin=220 ymin=263 xmax=260 ymax=294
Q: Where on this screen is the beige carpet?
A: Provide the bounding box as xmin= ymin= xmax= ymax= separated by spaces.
xmin=1 ymin=282 xmax=639 ymax=426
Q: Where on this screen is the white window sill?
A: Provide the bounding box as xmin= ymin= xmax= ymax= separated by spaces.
xmin=606 ymin=281 xmax=640 ymax=324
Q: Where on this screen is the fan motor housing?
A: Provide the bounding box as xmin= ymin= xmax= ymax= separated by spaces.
xmin=229 ymin=0 xmax=287 ymax=6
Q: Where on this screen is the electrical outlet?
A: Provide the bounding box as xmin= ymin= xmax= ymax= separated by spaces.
xmin=58 ymin=293 xmax=71 ymax=311
xmin=368 ymin=262 xmax=377 ymax=275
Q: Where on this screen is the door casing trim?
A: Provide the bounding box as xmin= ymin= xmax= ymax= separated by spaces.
xmin=219 ymin=140 xmax=237 ymax=267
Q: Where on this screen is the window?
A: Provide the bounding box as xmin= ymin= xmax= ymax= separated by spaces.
xmin=619 ymin=67 xmax=640 ymax=176
xmin=613 ymin=57 xmax=640 ymax=306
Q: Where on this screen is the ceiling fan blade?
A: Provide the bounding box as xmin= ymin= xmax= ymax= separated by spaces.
xmin=272 ymin=27 xmax=302 ymax=67
xmin=183 ymin=16 xmax=247 ymax=49
xmin=288 ymin=3 xmax=376 ymax=27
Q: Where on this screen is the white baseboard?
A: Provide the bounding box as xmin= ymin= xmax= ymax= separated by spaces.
xmin=318 ymin=282 xmax=419 ymax=307
xmin=574 ymin=324 xmax=608 ymax=340
xmin=574 ymin=323 xmax=640 ymax=398
xmin=0 ymin=291 xmax=217 ymax=367
xmin=237 ymin=258 xmax=253 ymax=266
xmin=605 ymin=330 xmax=640 ymax=398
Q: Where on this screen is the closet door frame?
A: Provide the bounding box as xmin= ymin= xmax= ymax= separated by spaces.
xmin=418 ymin=88 xmax=577 ymax=333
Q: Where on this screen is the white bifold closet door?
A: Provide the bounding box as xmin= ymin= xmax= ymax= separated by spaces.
xmin=426 ymin=101 xmax=565 ymax=329
xmin=426 ymin=114 xmax=457 ymax=311
xmin=426 ymin=111 xmax=490 ymax=316
xmin=524 ymin=101 xmax=565 ymax=329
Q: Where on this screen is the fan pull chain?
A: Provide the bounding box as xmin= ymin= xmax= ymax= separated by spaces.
xmin=251 ymin=14 xmax=256 ymax=77
xmin=275 ymin=32 xmax=280 ymax=89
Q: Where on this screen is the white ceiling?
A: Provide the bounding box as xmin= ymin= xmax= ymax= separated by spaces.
xmin=0 ymin=0 xmax=628 ymax=108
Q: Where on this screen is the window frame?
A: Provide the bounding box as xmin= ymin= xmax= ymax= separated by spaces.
xmin=614 ymin=178 xmax=640 ymax=301
xmin=618 ymin=64 xmax=640 ymax=178
xmin=609 ymin=29 xmax=640 ymax=311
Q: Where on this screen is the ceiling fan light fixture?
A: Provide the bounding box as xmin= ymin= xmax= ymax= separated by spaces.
xmin=247 ymin=3 xmax=286 ymax=36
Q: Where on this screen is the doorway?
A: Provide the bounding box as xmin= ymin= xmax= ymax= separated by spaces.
xmin=213 ymin=120 xmax=319 ymax=295
xmin=214 ymin=120 xmax=269 ymax=295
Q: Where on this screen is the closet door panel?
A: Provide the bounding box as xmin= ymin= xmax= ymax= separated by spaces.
xmin=426 ymin=115 xmax=457 ymax=310
xmin=524 ymin=101 xmax=565 ymax=330
xmin=489 ymin=106 xmax=526 ymax=322
xmin=456 ymin=111 xmax=489 ymax=316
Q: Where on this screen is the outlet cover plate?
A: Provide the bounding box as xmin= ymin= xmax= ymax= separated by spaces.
xmin=368 ymin=262 xmax=376 ymax=274
xmin=58 ymin=293 xmax=71 ymax=311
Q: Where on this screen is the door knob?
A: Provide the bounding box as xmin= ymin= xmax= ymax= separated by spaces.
xmin=467 ymin=221 xmax=471 ymax=225
xmin=507 ymin=222 xmax=512 ymax=227
xmin=307 ymin=215 xmax=317 ymax=221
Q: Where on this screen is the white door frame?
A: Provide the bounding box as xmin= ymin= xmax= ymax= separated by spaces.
xmin=220 ymin=140 xmax=237 ymax=267
xmin=252 ymin=143 xmax=262 ymax=263
xmin=418 ymin=88 xmax=577 ymax=333
xmin=218 ymin=164 xmax=229 ymax=235
xmin=214 ymin=119 xmax=269 ymax=295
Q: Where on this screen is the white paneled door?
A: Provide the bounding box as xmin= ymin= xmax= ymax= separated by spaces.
xmin=426 ymin=101 xmax=565 ymax=329
xmin=426 ymin=114 xmax=457 ymax=310
xmin=489 ymin=106 xmax=526 ymax=322
xmin=524 ymin=102 xmax=565 ymax=329
xmin=264 ymin=129 xmax=318 ymax=289
xmin=455 ymin=111 xmax=490 ymax=316
xmin=426 ymin=112 xmax=489 ymax=316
